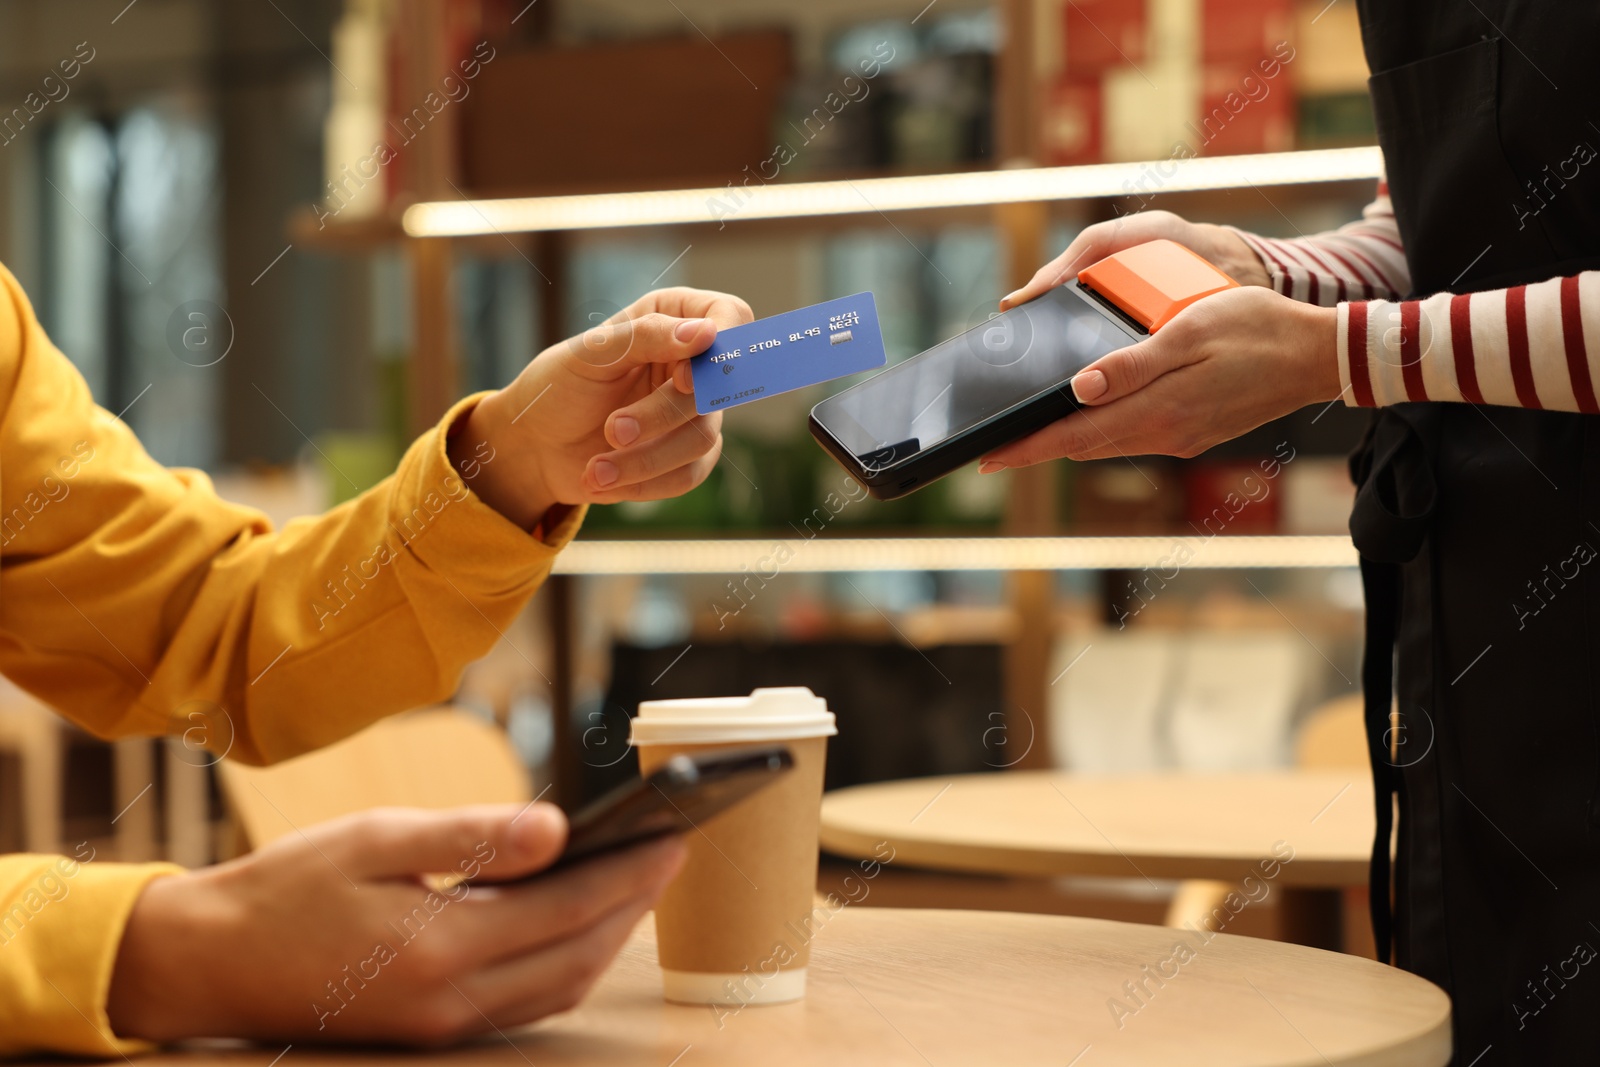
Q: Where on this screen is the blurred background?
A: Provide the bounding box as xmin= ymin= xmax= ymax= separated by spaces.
xmin=0 ymin=0 xmax=1376 ymax=915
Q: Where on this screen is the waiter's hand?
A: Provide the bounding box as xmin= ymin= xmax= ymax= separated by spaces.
xmin=979 ymin=286 xmax=1342 ymax=468
xmin=107 ymin=804 xmax=686 ymax=1046
xmin=999 ymin=210 xmax=1272 ymax=312
xmin=448 ymin=287 xmax=755 ymax=529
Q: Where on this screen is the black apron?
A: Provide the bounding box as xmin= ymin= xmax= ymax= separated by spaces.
xmin=1351 ymin=3 xmax=1600 ymax=1062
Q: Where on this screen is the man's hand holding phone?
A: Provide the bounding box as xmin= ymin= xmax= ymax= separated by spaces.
xmin=107 ymin=804 xmax=685 ymax=1046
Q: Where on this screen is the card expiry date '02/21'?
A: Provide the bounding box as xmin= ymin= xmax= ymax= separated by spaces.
xmin=689 ymin=293 xmax=886 ymax=416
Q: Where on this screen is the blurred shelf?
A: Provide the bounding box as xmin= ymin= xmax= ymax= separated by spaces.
xmin=404 ymin=146 xmax=1383 ymax=236
xmin=553 ymin=534 xmax=1358 ymax=575
xmin=288 ymin=207 xmax=406 ymax=248
xmin=698 ymin=605 xmax=1023 ymax=646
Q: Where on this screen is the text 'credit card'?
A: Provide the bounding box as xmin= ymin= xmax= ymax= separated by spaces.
xmin=691 ymin=293 xmax=885 ymax=416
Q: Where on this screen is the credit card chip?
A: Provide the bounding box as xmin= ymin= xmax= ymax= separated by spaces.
xmin=830 ymin=330 xmax=853 ymax=345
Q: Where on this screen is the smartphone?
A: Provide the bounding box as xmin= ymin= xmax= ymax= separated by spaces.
xmin=554 ymin=744 xmax=794 ymax=869
xmin=809 ymin=281 xmax=1145 ymax=501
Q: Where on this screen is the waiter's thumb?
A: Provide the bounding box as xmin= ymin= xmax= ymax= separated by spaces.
xmin=1069 ymin=336 xmax=1177 ymax=407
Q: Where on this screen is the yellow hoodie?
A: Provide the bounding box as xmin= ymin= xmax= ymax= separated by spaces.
xmin=0 ymin=263 xmax=581 ymax=1057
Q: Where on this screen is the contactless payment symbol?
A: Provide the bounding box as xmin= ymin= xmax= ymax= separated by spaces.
xmin=961 ymin=301 xmax=1034 ymax=369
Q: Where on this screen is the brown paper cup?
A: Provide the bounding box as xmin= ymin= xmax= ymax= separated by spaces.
xmin=630 ymin=688 xmax=835 ymax=1006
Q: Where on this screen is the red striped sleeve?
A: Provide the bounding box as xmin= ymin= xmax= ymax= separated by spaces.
xmin=1400 ymin=300 xmax=1428 ymax=401
xmin=1228 ymin=215 xmax=1406 ymax=305
xmin=1449 ymin=293 xmax=1484 ymax=405
xmin=1338 ymin=243 xmax=1403 ymax=297
xmin=1228 ymin=182 xmax=1410 ymax=309
xmin=1254 ymin=238 xmax=1295 ymax=286
xmin=1348 ymin=301 xmax=1374 ymax=407
xmin=1351 ymin=229 xmax=1405 ymax=253
xmin=1284 ymin=241 xmax=1349 ymax=302
xmin=1339 ymin=273 xmax=1600 ymax=413
xmin=1505 ymin=285 xmax=1542 ymax=409
xmin=1319 ymin=245 xmax=1384 ymax=298
xmin=1560 ymin=275 xmax=1598 ymax=413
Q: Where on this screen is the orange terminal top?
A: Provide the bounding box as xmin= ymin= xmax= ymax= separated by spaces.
xmin=1076 ymin=238 xmax=1239 ymax=333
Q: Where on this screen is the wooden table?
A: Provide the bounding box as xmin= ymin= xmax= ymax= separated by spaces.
xmin=820 ymin=771 xmax=1375 ymax=948
xmin=139 ymin=908 xmax=1449 ymax=1067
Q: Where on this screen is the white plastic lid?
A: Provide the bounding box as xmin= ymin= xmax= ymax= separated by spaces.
xmin=630 ymin=687 xmax=837 ymax=746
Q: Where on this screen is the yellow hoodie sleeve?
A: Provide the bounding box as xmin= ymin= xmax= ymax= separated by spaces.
xmin=0 ymin=257 xmax=581 ymax=1057
xmin=0 ymin=854 xmax=180 ymax=1058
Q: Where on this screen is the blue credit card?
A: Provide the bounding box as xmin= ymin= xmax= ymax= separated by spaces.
xmin=691 ymin=293 xmax=885 ymax=416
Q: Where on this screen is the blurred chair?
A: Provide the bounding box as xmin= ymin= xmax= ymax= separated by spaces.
xmin=1048 ymin=629 xmax=1180 ymax=772
xmin=1290 ymin=690 xmax=1379 ymax=957
xmin=1050 ymin=628 xmax=1311 ymax=773
xmin=216 ymin=706 xmax=531 ymax=850
xmin=0 ymin=676 xmax=170 ymax=862
xmin=114 ymin=738 xmax=162 ymax=862
xmin=1164 ymin=690 xmax=1376 ymax=956
xmin=1294 ymin=692 xmax=1368 ymax=769
xmin=0 ymin=679 xmax=62 ymax=854
xmin=1166 ymin=631 xmax=1309 ymax=771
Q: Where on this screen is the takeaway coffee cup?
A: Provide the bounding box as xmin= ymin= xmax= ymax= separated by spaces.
xmin=630 ymin=687 xmax=837 ymax=1006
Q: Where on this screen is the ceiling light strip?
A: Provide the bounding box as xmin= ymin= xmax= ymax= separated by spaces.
xmin=551 ymin=535 xmax=1359 ymax=575
xmin=403 ymin=146 xmax=1383 ymax=237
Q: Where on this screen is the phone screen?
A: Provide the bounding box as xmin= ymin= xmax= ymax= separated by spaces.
xmin=811 ymin=285 xmax=1136 ymax=468
xmin=559 ymin=747 xmax=793 ymax=866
